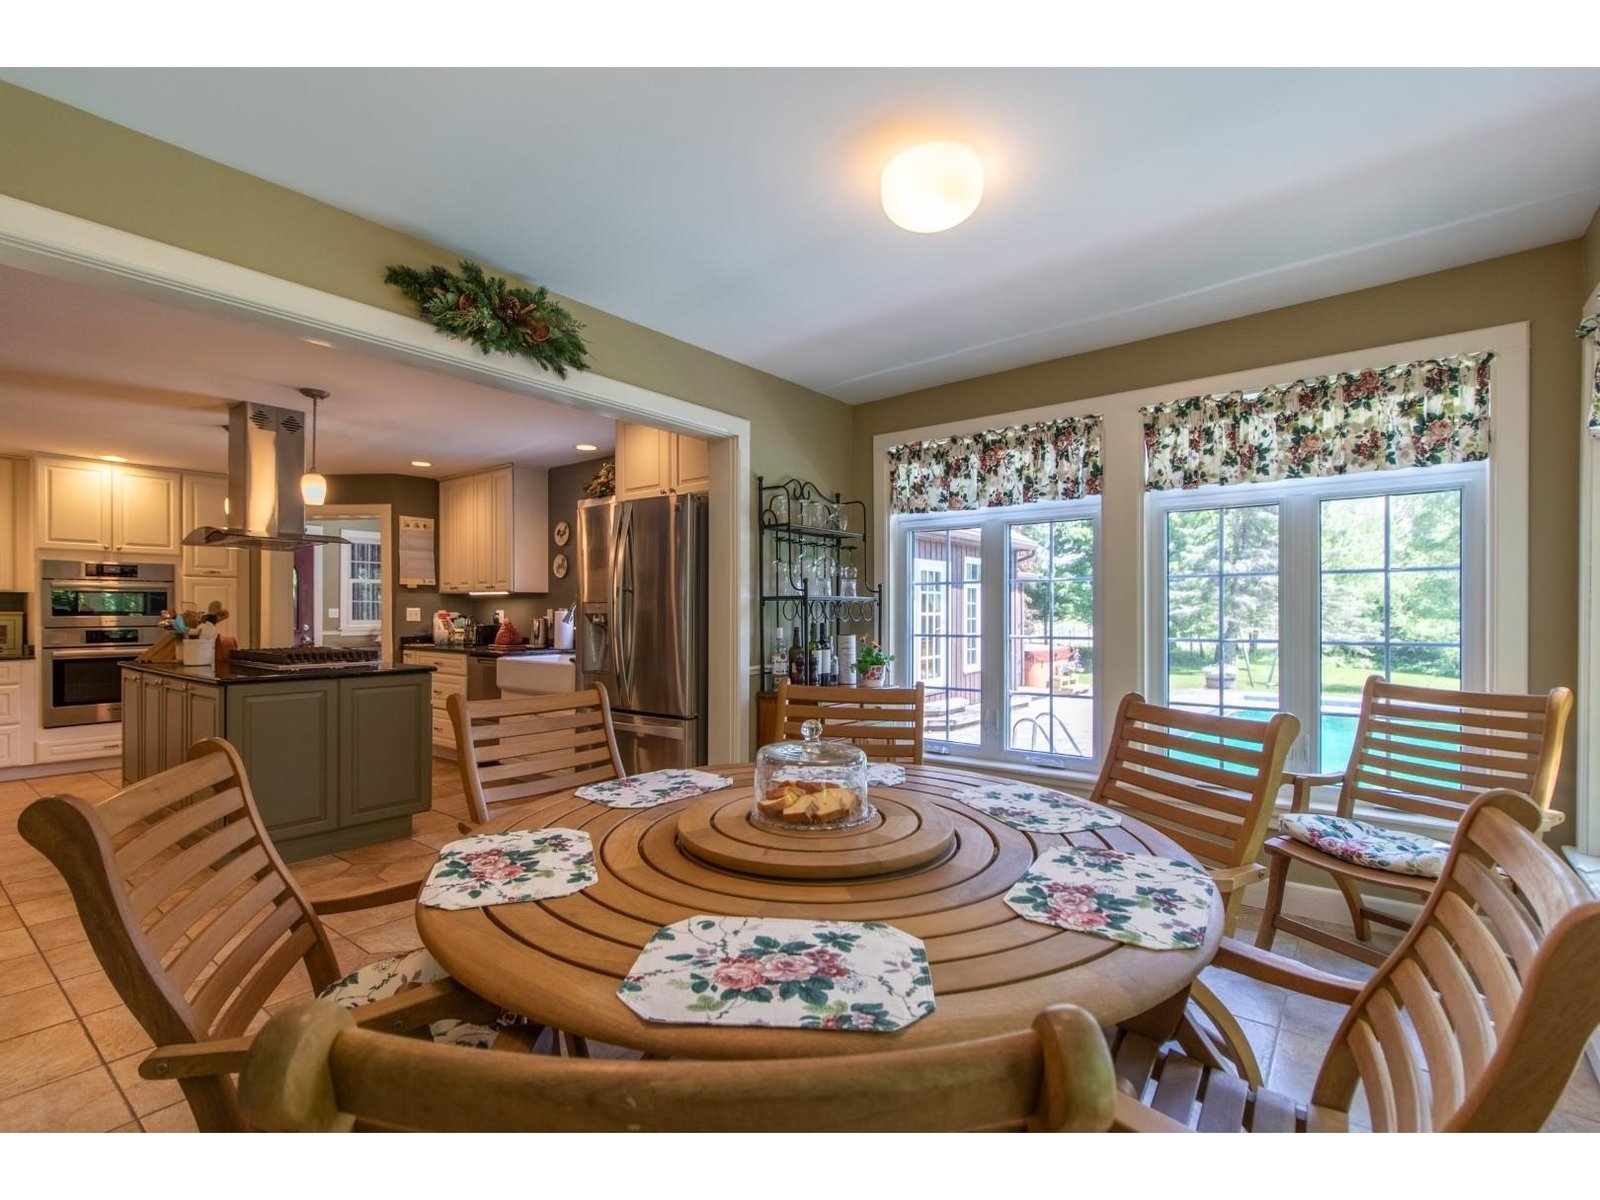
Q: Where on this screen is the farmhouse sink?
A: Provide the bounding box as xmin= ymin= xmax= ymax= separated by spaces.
xmin=497 ymin=652 xmax=577 ymax=695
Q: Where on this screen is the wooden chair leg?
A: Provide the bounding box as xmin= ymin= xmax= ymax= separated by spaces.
xmin=1184 ymin=979 xmax=1264 ymax=1090
xmin=1255 ymin=851 xmax=1291 ymax=952
xmin=560 ymin=1031 xmax=591 ymax=1058
xmin=1330 ymin=872 xmax=1372 ymax=943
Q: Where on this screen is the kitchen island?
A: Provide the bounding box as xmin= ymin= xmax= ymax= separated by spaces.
xmin=120 ymin=658 xmax=434 ymax=861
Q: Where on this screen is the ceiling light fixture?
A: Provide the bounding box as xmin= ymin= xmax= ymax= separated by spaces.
xmin=575 ymin=443 xmax=598 ymax=452
xmin=880 ymin=141 xmax=984 ymax=233
xmin=302 ymin=338 xmax=334 ymax=348
xmin=99 ymin=455 xmax=128 ymax=463
xmin=297 ymin=387 xmax=329 ymax=505
xmin=411 ymin=460 xmax=432 ymax=468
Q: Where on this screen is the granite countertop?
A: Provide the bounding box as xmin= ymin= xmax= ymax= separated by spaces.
xmin=121 ymin=659 xmax=436 ymax=685
xmin=398 ymin=642 xmax=555 ymax=657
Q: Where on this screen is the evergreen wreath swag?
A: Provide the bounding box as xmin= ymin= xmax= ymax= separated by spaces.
xmin=384 ymin=260 xmax=589 ymax=378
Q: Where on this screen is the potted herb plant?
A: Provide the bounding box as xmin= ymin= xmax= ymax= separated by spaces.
xmin=853 ymin=639 xmax=895 ymax=687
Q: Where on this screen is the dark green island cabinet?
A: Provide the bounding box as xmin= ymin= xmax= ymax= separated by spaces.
xmin=120 ymin=659 xmax=435 ymax=861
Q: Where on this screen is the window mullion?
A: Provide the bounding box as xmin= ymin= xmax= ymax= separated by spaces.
xmin=1279 ymin=491 xmax=1317 ymax=774
xmin=981 ymin=518 xmax=1006 ymax=757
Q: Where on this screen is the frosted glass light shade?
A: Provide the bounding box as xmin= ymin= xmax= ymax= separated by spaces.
xmin=880 ymin=142 xmax=984 ymax=233
xmin=300 ymin=472 xmax=327 ymax=505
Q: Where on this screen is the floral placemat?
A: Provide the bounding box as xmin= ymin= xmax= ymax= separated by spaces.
xmin=575 ymin=769 xmax=734 ymax=808
xmin=618 ymin=915 xmax=935 ymax=1032
xmin=419 ymin=829 xmax=597 ymax=910
xmin=773 ymin=763 xmax=906 ymax=787
xmin=1004 ymin=846 xmax=1216 ymax=950
xmin=951 ymin=780 xmax=1122 ymax=834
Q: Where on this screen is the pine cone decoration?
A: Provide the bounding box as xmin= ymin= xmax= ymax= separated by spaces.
xmin=496 ymin=296 xmax=523 ymax=327
xmin=456 ymin=292 xmax=474 ymax=312
xmin=528 ymin=320 xmax=551 ymax=343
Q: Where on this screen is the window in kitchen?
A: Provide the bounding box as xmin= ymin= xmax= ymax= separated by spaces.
xmin=340 ymin=530 xmax=383 ymax=634
xmin=1147 ymin=464 xmax=1483 ymax=773
xmin=899 ymin=502 xmax=1099 ymax=764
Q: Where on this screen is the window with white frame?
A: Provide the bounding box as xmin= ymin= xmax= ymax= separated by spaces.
xmin=340 ymin=531 xmax=383 ymax=634
xmin=901 ymin=502 xmax=1099 ymax=764
xmin=1147 ymin=464 xmax=1484 ymax=774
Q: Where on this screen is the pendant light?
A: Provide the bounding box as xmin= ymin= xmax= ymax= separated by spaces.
xmin=297 ymin=387 xmax=329 ymax=505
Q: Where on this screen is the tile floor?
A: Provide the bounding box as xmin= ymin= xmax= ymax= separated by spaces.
xmin=1 ymin=759 xmax=1597 ymax=1132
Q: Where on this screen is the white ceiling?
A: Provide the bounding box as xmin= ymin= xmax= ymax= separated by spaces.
xmin=0 ymin=264 xmax=615 ymax=476
xmin=7 ymin=68 xmax=1600 ymax=404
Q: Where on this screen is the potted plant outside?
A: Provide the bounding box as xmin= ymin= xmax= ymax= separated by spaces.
xmin=853 ymin=640 xmax=895 ymax=687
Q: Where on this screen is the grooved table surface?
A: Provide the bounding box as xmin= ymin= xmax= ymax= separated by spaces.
xmin=417 ymin=762 xmax=1223 ymax=1058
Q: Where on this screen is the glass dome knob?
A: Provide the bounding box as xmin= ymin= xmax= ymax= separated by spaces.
xmin=801 ymin=719 xmax=823 ymax=742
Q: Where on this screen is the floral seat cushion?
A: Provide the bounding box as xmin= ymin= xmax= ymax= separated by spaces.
xmin=1278 ymin=813 xmax=1449 ymax=879
xmin=318 ymin=947 xmax=502 ymax=1048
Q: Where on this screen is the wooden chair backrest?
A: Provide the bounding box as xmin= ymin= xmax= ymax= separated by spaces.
xmin=448 ymin=684 xmax=626 ymax=826
xmin=1088 ymin=694 xmax=1300 ymax=871
xmin=1311 ymin=790 xmax=1600 ymax=1132
xmin=238 ymin=1000 xmax=1114 ymax=1132
xmin=774 ymin=679 xmax=926 ymax=763
xmin=17 ymin=737 xmax=340 ymax=1132
xmin=1335 ymin=678 xmax=1572 ymax=825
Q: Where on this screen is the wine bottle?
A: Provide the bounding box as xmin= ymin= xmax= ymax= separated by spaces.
xmin=788 ymin=625 xmax=805 ymax=684
xmin=769 ymin=628 xmax=788 ymax=687
xmin=809 ymin=622 xmax=824 ymax=685
xmin=819 ymin=626 xmax=834 ymax=686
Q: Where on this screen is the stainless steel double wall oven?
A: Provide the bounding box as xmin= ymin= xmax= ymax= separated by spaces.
xmin=40 ymin=560 xmax=170 ymax=727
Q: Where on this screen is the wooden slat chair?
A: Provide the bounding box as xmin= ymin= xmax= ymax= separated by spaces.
xmin=774 ymin=678 xmax=925 ymax=762
xmin=1255 ymin=677 xmax=1574 ymax=967
xmin=1084 ymin=694 xmax=1299 ymax=1087
xmin=1114 ymin=790 xmax=1600 ymax=1132
xmin=448 ymin=684 xmax=626 ymax=828
xmin=237 ymin=999 xmax=1115 ymax=1132
xmin=17 ymin=737 xmax=512 ymax=1132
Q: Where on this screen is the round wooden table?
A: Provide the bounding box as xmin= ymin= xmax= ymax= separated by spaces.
xmin=417 ymin=762 xmax=1222 ymax=1058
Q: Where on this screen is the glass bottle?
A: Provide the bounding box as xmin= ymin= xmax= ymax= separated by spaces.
xmin=769 ymin=628 xmax=788 ymax=686
xmin=819 ymin=626 xmax=835 ymax=686
xmin=809 ymin=621 xmax=825 ymax=685
xmin=788 ymin=625 xmax=805 ymax=684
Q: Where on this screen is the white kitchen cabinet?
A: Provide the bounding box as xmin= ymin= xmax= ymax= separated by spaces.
xmin=36 ymin=454 xmax=182 ymax=555
xmin=402 ymin=647 xmax=468 ymax=754
xmin=438 ymin=465 xmax=548 ymax=594
xmin=614 ymin=423 xmax=710 ymax=499
xmin=0 ymin=658 xmax=33 ymax=769
xmin=182 ymin=575 xmax=241 ymax=628
xmin=182 ymin=473 xmax=237 ymax=576
xmin=0 ymin=457 xmax=26 ymax=589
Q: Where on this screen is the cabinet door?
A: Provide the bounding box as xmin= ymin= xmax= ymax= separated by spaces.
xmin=672 ymin=434 xmax=711 ymax=494
xmin=0 ymin=458 xmax=18 ymax=590
xmin=438 ymin=476 xmax=471 ymax=593
xmin=339 ymin=673 xmax=431 ymax=824
xmin=160 ymin=679 xmax=190 ymax=767
xmin=470 ymin=472 xmax=493 ymax=590
xmin=487 ymin=467 xmax=512 ymax=591
xmin=121 ymin=669 xmax=142 ymax=783
xmin=112 ymin=466 xmax=181 ymax=555
xmin=615 ymin=423 xmax=671 ymax=499
xmin=139 ymin=674 xmax=165 ymax=776
xmin=183 ymin=576 xmax=239 ymax=629
xmin=37 ymin=457 xmax=112 ymax=550
xmin=186 ymin=683 xmax=219 ymax=745
xmin=182 ymin=475 xmax=236 ymax=576
xmin=226 ymin=681 xmax=340 ymax=842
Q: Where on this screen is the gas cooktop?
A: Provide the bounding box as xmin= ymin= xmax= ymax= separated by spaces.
xmin=228 ymin=646 xmax=382 ymax=672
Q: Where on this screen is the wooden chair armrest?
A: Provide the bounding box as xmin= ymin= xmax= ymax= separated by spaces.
xmin=1289 ymin=772 xmax=1345 ymax=813
xmin=140 ymin=1036 xmax=254 ymax=1081
xmin=350 ymin=978 xmax=503 ymax=1033
xmin=306 ymin=875 xmax=425 ymax=915
xmin=1112 ymin=1090 xmax=1191 ymax=1132
xmin=1212 ymin=938 xmax=1362 ymax=1005
xmin=1539 ymin=808 xmax=1566 ymax=832
xmin=1209 ymin=864 xmax=1266 ymax=893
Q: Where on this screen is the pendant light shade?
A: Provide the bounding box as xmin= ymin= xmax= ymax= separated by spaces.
xmin=297 ymin=387 xmax=329 ymax=505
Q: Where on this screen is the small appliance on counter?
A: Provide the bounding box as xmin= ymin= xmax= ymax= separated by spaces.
xmin=552 ymin=604 xmax=575 ymax=651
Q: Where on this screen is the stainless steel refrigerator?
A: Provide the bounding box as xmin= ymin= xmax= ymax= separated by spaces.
xmin=576 ymin=493 xmax=708 ymax=773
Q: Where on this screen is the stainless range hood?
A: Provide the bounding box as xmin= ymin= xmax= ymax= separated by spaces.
xmin=183 ymin=402 xmax=350 ymax=551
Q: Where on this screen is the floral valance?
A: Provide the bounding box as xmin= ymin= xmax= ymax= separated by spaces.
xmin=1141 ymin=351 xmax=1494 ymax=492
xmin=887 ymin=416 xmax=1103 ymax=514
xmin=1579 ymin=313 xmax=1599 ymax=437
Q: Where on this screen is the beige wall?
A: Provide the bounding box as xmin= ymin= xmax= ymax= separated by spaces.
xmin=0 ymin=81 xmax=852 ymax=496
xmin=853 ymin=241 xmax=1586 ymax=837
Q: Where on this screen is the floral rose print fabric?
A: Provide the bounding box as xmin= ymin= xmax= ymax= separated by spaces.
xmin=420 ymin=829 xmax=597 ymax=910
xmin=317 ymin=947 xmax=499 ymax=1048
xmin=1004 ymin=846 xmax=1216 ymax=950
xmin=1142 ymin=351 xmax=1494 ymax=491
xmin=1278 ymin=812 xmax=1448 ymax=879
xmin=575 ymin=768 xmax=734 ymax=808
xmin=951 ymin=780 xmax=1122 ymax=834
xmin=618 ymin=915 xmax=935 ymax=1032
xmin=887 ymin=416 xmax=1103 ymax=515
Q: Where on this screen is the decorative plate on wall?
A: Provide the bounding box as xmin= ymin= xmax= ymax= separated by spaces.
xmin=553 ymin=519 xmax=571 ymax=546
xmin=552 ymin=552 xmax=569 ymax=579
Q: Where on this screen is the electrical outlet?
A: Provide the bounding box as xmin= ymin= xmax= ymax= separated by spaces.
xmin=405 ymin=607 xmax=422 ymax=622
xmin=327 ymin=607 xmax=339 ymax=620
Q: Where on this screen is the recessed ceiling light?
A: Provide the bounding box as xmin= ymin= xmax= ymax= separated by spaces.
xmin=575 ymin=443 xmax=598 ymax=452
xmin=411 ymin=461 xmax=432 ymax=468
xmin=881 ymin=142 xmax=984 ymax=233
xmin=99 ymin=455 xmax=127 ymax=463
xmin=302 ymin=337 xmax=334 ymax=348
